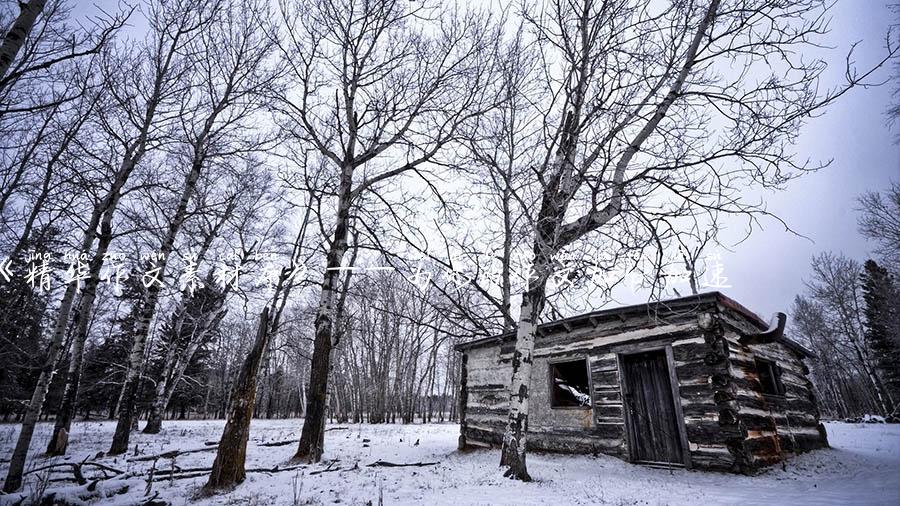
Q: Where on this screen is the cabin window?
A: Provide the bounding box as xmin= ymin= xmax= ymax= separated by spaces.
xmin=550 ymin=359 xmax=591 ymax=408
xmin=755 ymin=358 xmax=785 ymax=396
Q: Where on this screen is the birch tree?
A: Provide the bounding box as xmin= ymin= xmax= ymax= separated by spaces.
xmin=1 ymin=6 xmax=134 ymax=496
xmin=0 ymin=2 xmax=127 ymax=250
xmin=272 ymin=0 xmax=498 ymax=462
xmin=1 ymin=0 xmax=216 ymax=469
xmin=0 ymin=1 xmax=125 ymax=120
xmin=450 ymin=28 xmax=542 ymax=334
xmin=139 ymin=191 xmax=239 ymax=434
xmin=108 ymin=0 xmax=277 ymax=449
xmin=0 ymin=0 xmax=46 ymax=81
xmin=795 ymin=253 xmax=896 ymax=416
xmin=495 ymin=0 xmax=894 ymax=480
xmin=204 ymin=189 xmax=317 ymax=491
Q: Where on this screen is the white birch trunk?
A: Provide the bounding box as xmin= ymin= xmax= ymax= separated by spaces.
xmin=110 ymin=155 xmax=206 ymax=452
xmin=0 ymin=0 xmax=46 ymax=83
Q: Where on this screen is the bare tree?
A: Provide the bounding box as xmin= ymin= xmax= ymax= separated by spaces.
xmin=1 ymin=2 xmax=132 ymax=494
xmin=204 ymin=187 xmax=317 ymax=491
xmin=453 ymin=27 xmax=542 ymax=333
xmin=793 ymin=252 xmax=896 ymax=417
xmin=100 ymin=0 xmax=230 ymax=455
xmin=493 ymin=0 xmax=894 ymax=480
xmin=0 ymin=2 xmax=127 ymax=252
xmin=108 ymin=0 xmax=277 ymax=449
xmin=858 ymin=182 xmax=900 ymax=267
xmin=0 ymin=0 xmax=46 ymax=81
xmin=271 ymin=0 xmax=498 ymax=462
xmin=204 ymin=307 xmax=270 ymax=490
xmin=139 ymin=191 xmax=238 ymax=435
xmin=0 ymin=1 xmax=126 ymax=115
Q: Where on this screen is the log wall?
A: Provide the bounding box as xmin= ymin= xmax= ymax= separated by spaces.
xmin=458 ymin=299 xmax=827 ymax=473
xmin=729 ymin=337 xmax=829 ymax=468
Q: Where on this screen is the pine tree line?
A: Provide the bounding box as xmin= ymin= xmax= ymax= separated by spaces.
xmin=793 ymin=184 xmax=900 ymax=421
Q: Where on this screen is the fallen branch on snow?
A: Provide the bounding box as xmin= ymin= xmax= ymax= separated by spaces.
xmin=257 ymin=439 xmax=297 ymax=447
xmin=128 ymin=446 xmax=217 ymax=462
xmin=256 ymin=427 xmax=347 ymax=447
xmin=147 ymin=464 xmax=308 ymax=482
xmin=24 ymin=460 xmax=126 ymax=485
xmin=308 ymin=461 xmax=358 ymax=476
xmin=7 ymin=479 xmax=136 ymax=506
xmin=366 ymin=460 xmax=439 ymax=468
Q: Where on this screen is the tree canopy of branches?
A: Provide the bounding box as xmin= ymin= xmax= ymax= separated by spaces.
xmin=271 ymin=0 xmax=499 ymax=463
xmin=858 ymin=183 xmax=900 ymax=267
xmin=0 ymin=0 xmax=895 ymax=495
xmin=482 ymin=0 xmax=894 ymax=480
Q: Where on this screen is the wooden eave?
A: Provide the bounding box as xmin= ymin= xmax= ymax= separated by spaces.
xmin=454 ymin=291 xmax=814 ymax=358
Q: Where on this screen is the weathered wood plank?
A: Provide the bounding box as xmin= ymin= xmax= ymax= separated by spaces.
xmin=678 ymin=383 xmax=716 ymax=402
xmin=689 ymin=447 xmax=736 ymax=471
xmin=592 ymin=422 xmax=626 ymax=440
xmin=466 ymin=406 xmax=508 ymax=416
xmin=590 ymin=355 xmax=618 ymax=372
xmin=674 ymin=360 xmax=723 ymax=383
xmin=592 ymin=370 xmax=619 ymax=386
xmin=672 ymin=343 xmax=711 ymax=363
xmin=594 ymin=404 xmax=624 ymax=420
xmin=593 ymin=390 xmax=622 ymax=404
xmin=680 ymin=402 xmax=719 ymax=418
xmin=685 ymin=420 xmax=742 ymax=445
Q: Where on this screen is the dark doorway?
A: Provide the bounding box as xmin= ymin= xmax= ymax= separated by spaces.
xmin=620 ymin=349 xmax=685 ymax=465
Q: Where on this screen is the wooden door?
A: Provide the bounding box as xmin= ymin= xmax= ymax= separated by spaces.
xmin=621 ymin=350 xmax=685 ymax=465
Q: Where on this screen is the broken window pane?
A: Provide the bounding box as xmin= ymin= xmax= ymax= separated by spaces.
xmin=550 ymin=359 xmax=591 ymax=408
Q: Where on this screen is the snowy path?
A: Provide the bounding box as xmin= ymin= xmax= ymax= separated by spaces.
xmin=1 ymin=420 xmax=898 ymax=505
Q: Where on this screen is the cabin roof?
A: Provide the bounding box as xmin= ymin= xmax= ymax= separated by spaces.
xmin=454 ymin=291 xmax=813 ymax=357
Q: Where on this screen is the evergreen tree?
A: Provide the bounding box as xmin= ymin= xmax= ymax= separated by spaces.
xmin=861 ymin=259 xmax=900 ymax=420
xmin=145 ymin=275 xmax=225 ymax=424
xmin=77 ymin=269 xmax=146 ymax=419
xmin=0 ymin=226 xmax=62 ymax=421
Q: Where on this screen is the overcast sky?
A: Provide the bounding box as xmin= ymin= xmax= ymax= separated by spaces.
xmin=694 ymin=0 xmax=900 ymax=319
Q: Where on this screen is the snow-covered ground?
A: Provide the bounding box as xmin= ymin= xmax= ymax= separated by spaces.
xmin=1 ymin=420 xmax=898 ymax=505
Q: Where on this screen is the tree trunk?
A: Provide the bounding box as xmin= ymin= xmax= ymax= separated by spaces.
xmin=205 ymin=307 xmax=270 ymax=490
xmin=46 ymin=207 xmax=118 ymax=455
xmin=298 ymin=306 xmax=337 ymax=460
xmin=144 ymin=308 xmax=225 ymax=433
xmin=142 ymin=347 xmax=175 ymax=434
xmin=853 ymin=343 xmax=893 ymax=417
xmin=294 ymin=164 xmax=353 ymax=462
xmin=494 ymin=0 xmax=721 ymax=482
xmin=2 ymin=322 xmax=67 ymax=492
xmin=498 ymin=272 xmax=548 ymax=482
xmin=0 ymin=0 xmax=46 ymax=83
xmin=45 ymin=301 xmax=91 ymax=456
xmin=2 ymin=202 xmax=105 ymax=492
xmin=143 ymin=204 xmax=232 ymax=434
xmin=110 ymin=151 xmax=205 ymax=453
xmin=109 ymin=288 xmax=156 ymax=454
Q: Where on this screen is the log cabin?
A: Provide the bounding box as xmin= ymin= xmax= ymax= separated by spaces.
xmin=455 ymin=292 xmax=829 ymax=473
